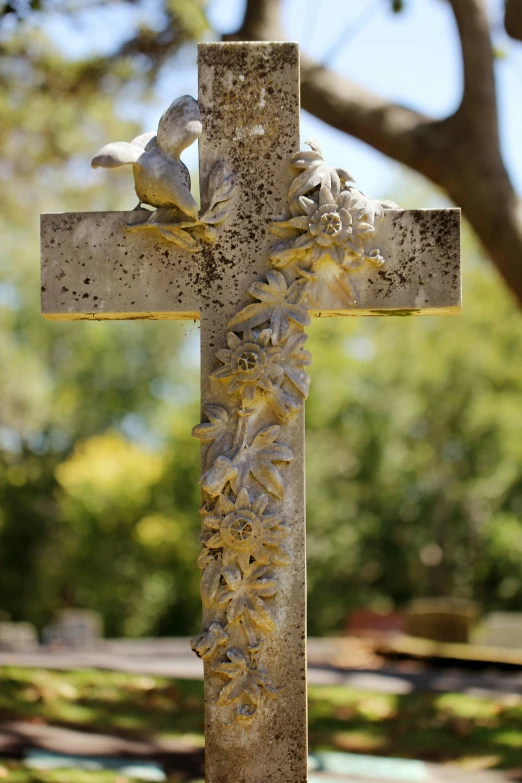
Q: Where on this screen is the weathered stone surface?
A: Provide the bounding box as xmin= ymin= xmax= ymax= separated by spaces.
xmin=197 ymin=42 xmax=307 ymax=783
xmin=310 ymin=208 xmax=460 ymax=316
xmin=41 ymin=208 xmax=460 ymax=320
xmin=40 ymin=212 xmax=199 ymax=320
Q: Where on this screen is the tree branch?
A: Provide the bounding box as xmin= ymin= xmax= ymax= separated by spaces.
xmin=299 ymin=54 xmax=446 ymax=181
xmin=449 ymin=0 xmax=498 ymax=129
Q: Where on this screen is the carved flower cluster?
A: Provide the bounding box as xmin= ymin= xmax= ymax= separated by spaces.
xmin=191 ymin=141 xmax=393 ymax=726
xmin=270 ymin=140 xmax=396 ymax=306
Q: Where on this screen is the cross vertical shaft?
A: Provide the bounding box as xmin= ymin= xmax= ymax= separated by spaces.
xmin=197 ymin=43 xmax=307 ymax=783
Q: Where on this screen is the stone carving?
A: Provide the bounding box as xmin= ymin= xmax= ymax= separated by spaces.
xmin=203 ymin=489 xmax=290 ymax=571
xmin=191 ymin=622 xmax=229 ymax=660
xmin=214 ymin=648 xmax=283 ymax=725
xmin=92 ymin=96 xmax=237 ymax=250
xmin=191 ymin=140 xmax=394 ymax=724
xmin=270 ymin=140 xmax=397 ymax=306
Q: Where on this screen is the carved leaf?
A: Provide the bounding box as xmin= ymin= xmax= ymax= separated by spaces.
xmin=206 ymin=160 xmax=237 ymax=213
xmin=192 ymin=404 xmax=229 ymax=440
xmin=201 ymin=455 xmax=239 ymax=497
xmin=227 ymin=272 xmax=310 ymax=344
xmin=266 ymin=544 xmax=291 ymax=567
xmin=245 ymin=594 xmax=276 ymax=631
xmin=325 ymin=271 xmax=358 ymax=306
xmin=304 ymin=138 xmax=324 ymax=156
xmin=156 ymin=225 xmax=199 ymax=250
xmin=200 ymin=558 xmax=222 ymax=608
xmin=216 ymin=563 xmax=277 ymax=631
xmin=269 ymin=237 xmax=312 ymax=268
xmin=147 ymin=207 xmax=187 ymax=225
xmin=202 ymin=201 xmax=234 ymax=225
xmin=208 ymin=160 xmax=226 ymax=196
xmin=230 ymin=425 xmax=294 ymax=499
xmin=288 ymin=167 xmax=324 ymax=202
xmin=267 ymin=384 xmax=301 ymax=422
xmin=280 ymin=333 xmax=312 ymax=398
xmin=290 ymin=149 xmax=323 ymax=168
xmin=193 ymin=405 xmax=236 ymax=468
xmin=217 ymin=675 xmax=250 ymax=706
xmin=190 ymin=622 xmax=228 ymax=659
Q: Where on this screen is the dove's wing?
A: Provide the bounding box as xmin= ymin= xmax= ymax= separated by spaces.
xmin=131 ymin=131 xmax=156 ymax=150
xmin=91 ymin=142 xmax=143 ymax=169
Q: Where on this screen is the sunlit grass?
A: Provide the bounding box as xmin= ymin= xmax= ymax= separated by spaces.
xmin=0 ymin=762 xmax=135 ymax=782
xmin=2 ymin=668 xmax=522 ymax=770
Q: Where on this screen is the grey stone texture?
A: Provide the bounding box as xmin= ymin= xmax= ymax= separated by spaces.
xmin=40 ymin=209 xmax=460 ymax=321
xmin=197 ymin=43 xmax=307 ymax=783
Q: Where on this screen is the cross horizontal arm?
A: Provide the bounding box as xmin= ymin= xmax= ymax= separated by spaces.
xmin=41 ymin=212 xmax=200 ymax=320
xmin=41 ymin=207 xmax=460 ymax=321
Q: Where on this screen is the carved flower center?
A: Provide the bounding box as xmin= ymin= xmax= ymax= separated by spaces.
xmin=320 ymin=212 xmax=342 ymax=236
xmin=231 ymin=342 xmax=267 ymax=382
xmin=237 ymin=351 xmax=258 ymax=372
xmin=222 ymin=510 xmax=262 ymax=551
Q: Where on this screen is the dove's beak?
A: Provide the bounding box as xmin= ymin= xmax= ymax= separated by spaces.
xmin=185 ymin=120 xmax=202 ymax=137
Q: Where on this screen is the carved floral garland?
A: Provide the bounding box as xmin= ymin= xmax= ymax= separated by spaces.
xmin=191 ymin=140 xmax=396 ymax=725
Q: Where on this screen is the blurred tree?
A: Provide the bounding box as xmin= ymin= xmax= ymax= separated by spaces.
xmin=505 ymin=0 xmax=522 ymax=40
xmin=305 ymin=251 xmax=522 ymax=632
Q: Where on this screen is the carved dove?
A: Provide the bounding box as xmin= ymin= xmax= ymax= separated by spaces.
xmin=91 ymin=95 xmax=202 ymax=219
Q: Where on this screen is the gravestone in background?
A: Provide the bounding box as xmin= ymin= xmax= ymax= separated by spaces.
xmin=479 ymin=612 xmax=522 ymax=649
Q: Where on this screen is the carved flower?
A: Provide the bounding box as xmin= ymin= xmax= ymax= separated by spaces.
xmin=216 ymin=562 xmax=277 ymax=630
xmin=204 ymin=488 xmax=290 ymax=571
xmin=270 ymin=185 xmax=375 ymax=270
xmin=286 ymin=138 xmax=355 ymax=215
xmin=212 ymin=329 xmax=283 ymax=405
xmin=190 ymin=622 xmax=228 ymax=660
xmin=214 ymin=647 xmax=282 ymax=713
xmin=200 ymin=424 xmax=294 ymax=500
xmin=279 ymin=332 xmax=312 ymax=399
xmin=227 ymin=271 xmax=310 ymax=345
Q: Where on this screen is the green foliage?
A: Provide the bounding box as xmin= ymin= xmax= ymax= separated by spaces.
xmin=0 ymin=667 xmax=205 ymax=739
xmin=305 ymin=251 xmax=522 ymax=632
xmin=0 ymin=764 xmax=133 ymax=783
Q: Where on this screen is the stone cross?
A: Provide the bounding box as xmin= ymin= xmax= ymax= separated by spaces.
xmin=41 ymin=43 xmax=460 ymax=783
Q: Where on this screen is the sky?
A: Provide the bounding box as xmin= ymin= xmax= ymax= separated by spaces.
xmin=44 ymin=0 xmax=522 ymax=204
